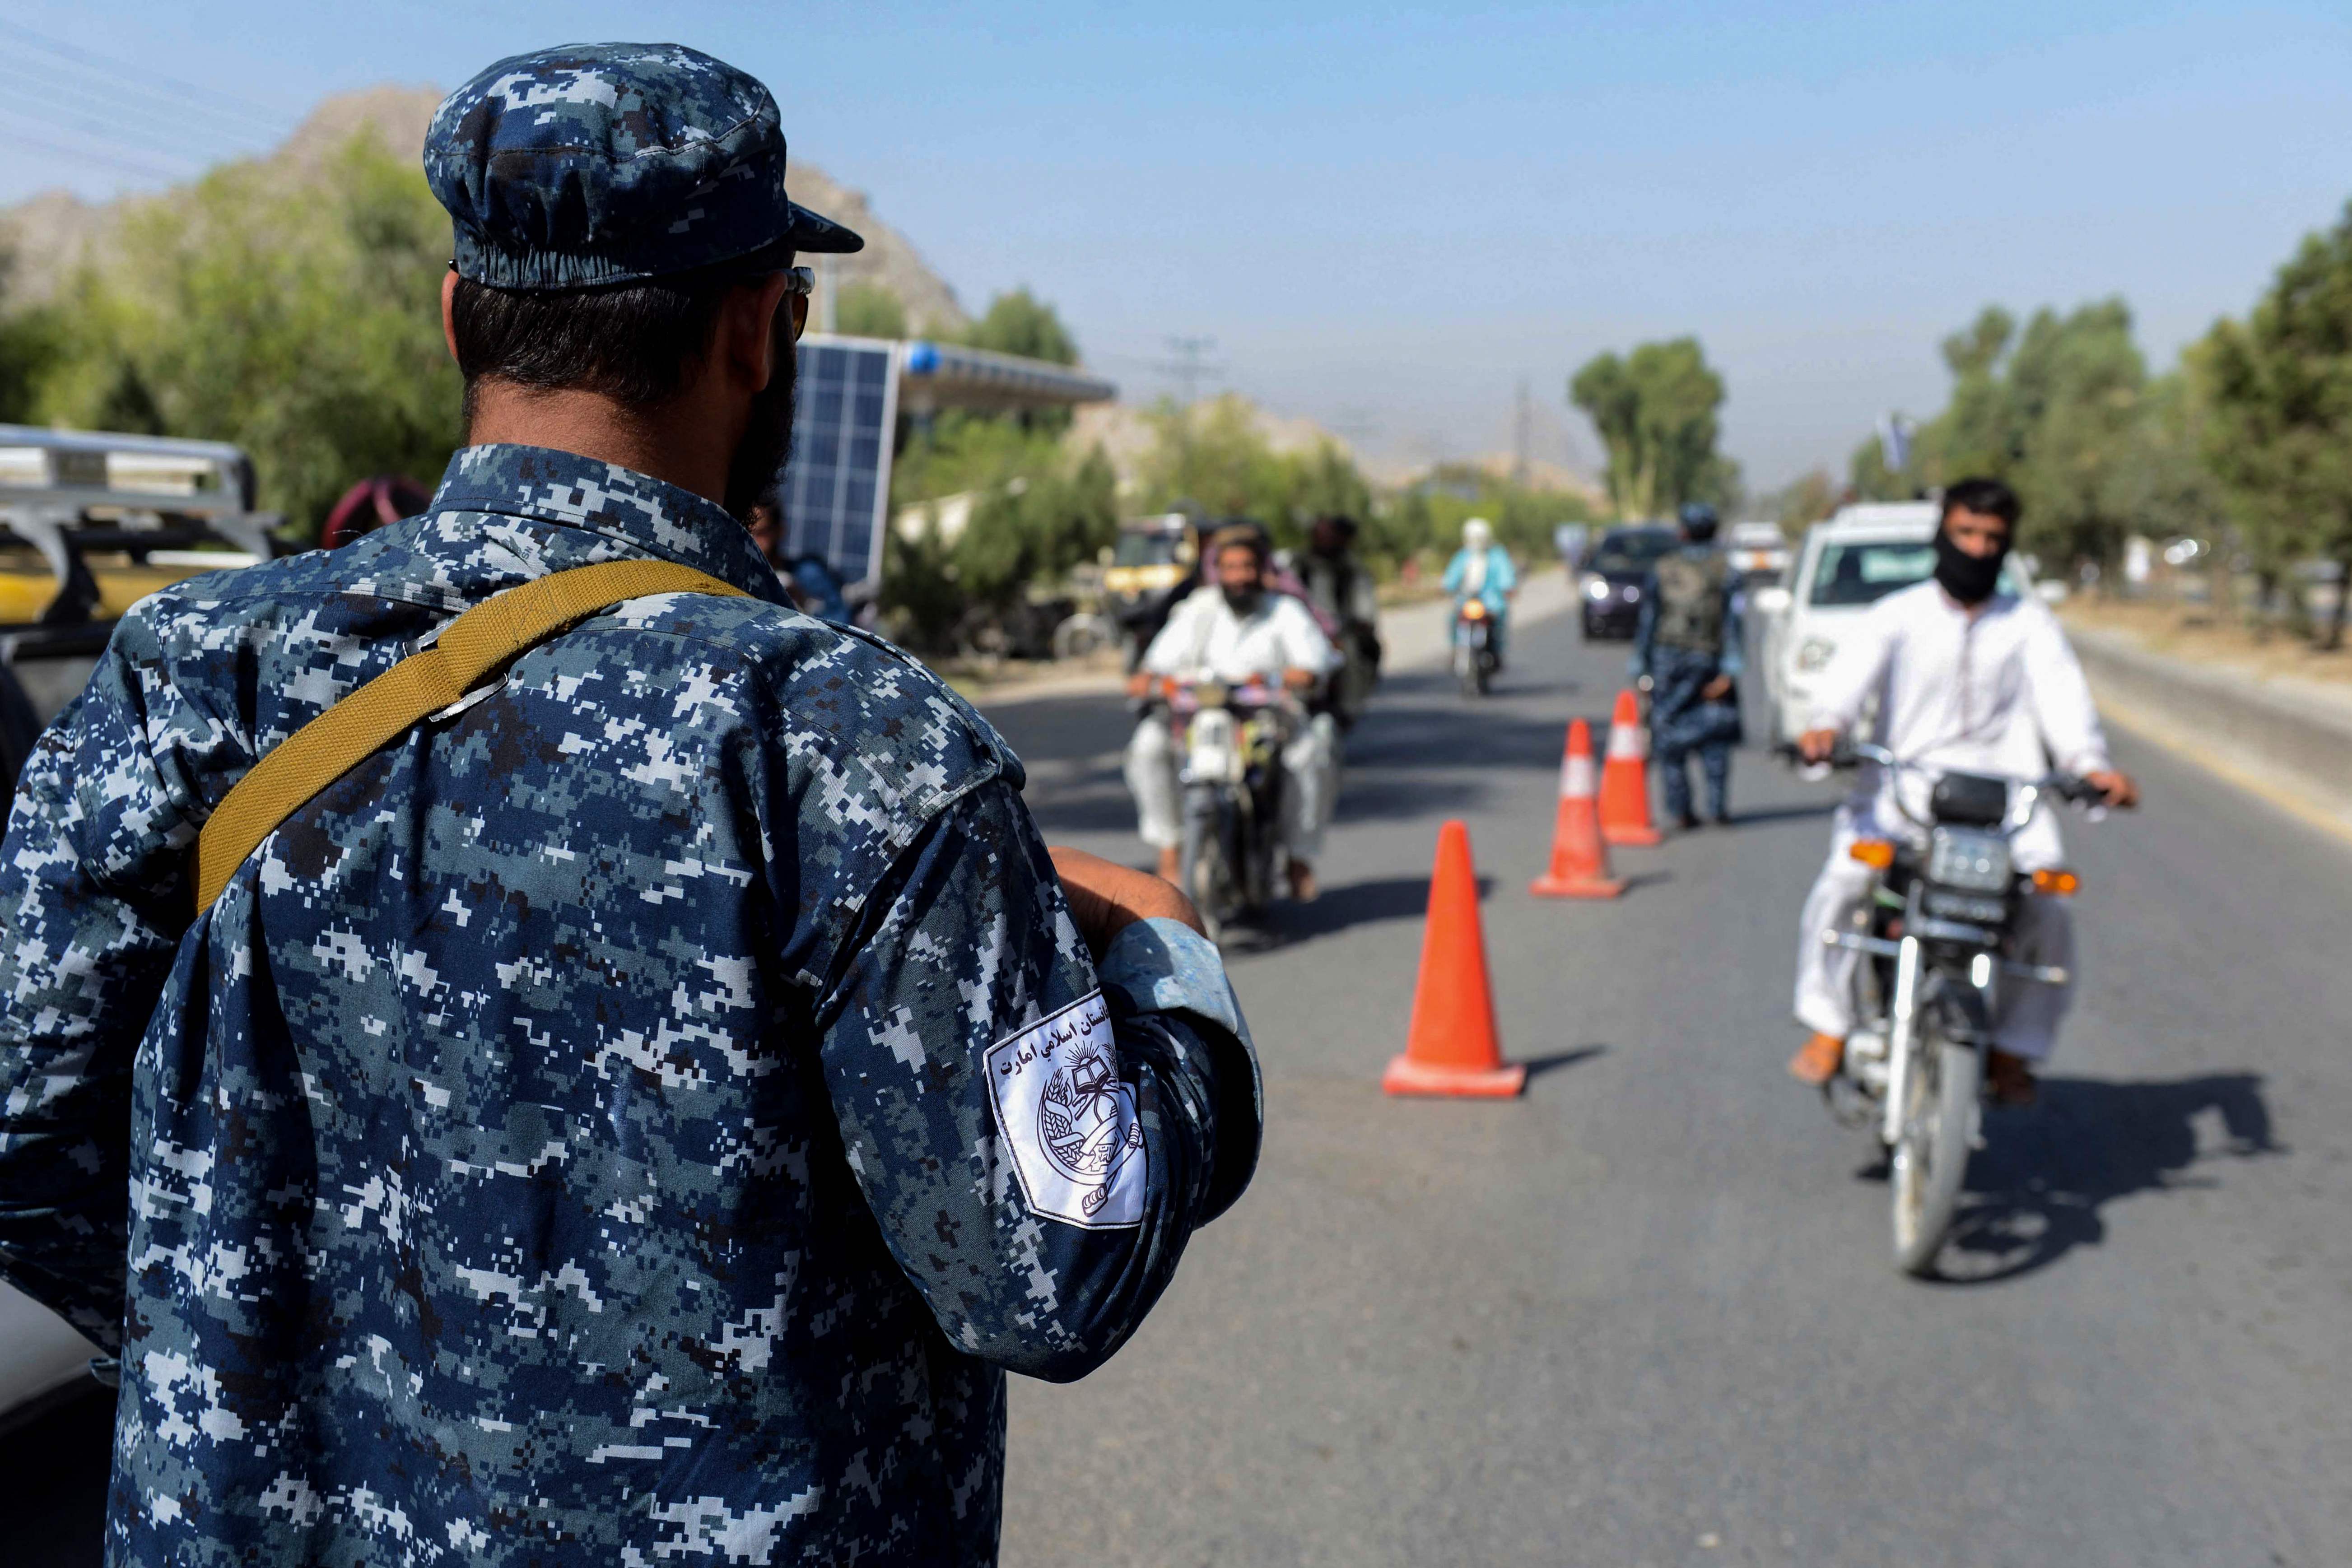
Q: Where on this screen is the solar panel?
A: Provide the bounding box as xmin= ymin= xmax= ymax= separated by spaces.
xmin=777 ymin=337 xmax=900 ymax=589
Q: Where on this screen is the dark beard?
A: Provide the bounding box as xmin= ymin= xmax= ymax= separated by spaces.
xmin=723 ymin=354 xmax=797 ymax=522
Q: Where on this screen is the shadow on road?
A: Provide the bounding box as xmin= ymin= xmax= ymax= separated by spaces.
xmin=1223 ymin=875 xmax=1498 ymax=951
xmin=1925 ymin=1072 xmax=2282 ymax=1284
xmin=1712 ymin=800 xmax=1839 ymax=828
xmin=1523 ymin=1044 xmax=1607 ymax=1081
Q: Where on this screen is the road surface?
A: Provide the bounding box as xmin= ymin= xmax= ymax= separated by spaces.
xmin=992 ymin=602 xmax=2350 ymax=1568
xmin=7 ymin=597 xmax=2344 ymax=1567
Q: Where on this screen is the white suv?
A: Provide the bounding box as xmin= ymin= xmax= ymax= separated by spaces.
xmin=1752 ymin=502 xmax=2045 ymax=747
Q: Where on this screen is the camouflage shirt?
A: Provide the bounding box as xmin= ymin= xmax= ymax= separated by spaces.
xmin=0 ymin=444 xmax=1260 ymax=1566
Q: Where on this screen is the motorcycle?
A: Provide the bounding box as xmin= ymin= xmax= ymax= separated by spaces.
xmin=1453 ymin=598 xmax=1498 ymax=697
xmin=1146 ymin=678 xmax=1290 ymax=943
xmin=1802 ymin=740 xmax=2104 ymax=1277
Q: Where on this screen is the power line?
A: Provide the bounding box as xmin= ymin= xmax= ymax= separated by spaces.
xmin=0 ymin=123 xmax=192 ymax=184
xmin=0 ymin=64 xmax=269 ymax=163
xmin=0 ymin=92 xmax=224 ymax=172
xmin=0 ymin=19 xmax=296 ymax=138
xmin=1152 ymin=335 xmax=1223 ymax=405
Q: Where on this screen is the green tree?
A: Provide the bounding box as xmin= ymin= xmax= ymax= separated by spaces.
xmin=1868 ymin=299 xmax=2150 ymax=572
xmin=1568 ymin=337 xmax=1732 ymax=520
xmin=963 ymin=287 xmax=1078 ymax=365
xmin=885 ymin=412 xmax=1121 ymax=650
xmin=34 ymin=132 xmax=461 ymax=535
xmin=1132 ymin=394 xmax=1376 ymax=553
xmin=2196 ymin=200 xmax=2352 ymax=647
xmin=0 ymin=248 xmax=63 ymax=423
xmin=2004 ymin=300 xmax=2147 ymax=568
xmin=1763 ymin=468 xmax=1840 ymax=530
xmin=834 ymin=281 xmax=907 ymax=340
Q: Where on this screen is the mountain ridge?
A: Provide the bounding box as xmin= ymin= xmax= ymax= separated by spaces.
xmin=0 ymin=84 xmax=970 ymax=335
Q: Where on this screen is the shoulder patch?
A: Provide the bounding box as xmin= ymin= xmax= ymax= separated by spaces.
xmin=986 ymin=993 xmax=1146 ymax=1229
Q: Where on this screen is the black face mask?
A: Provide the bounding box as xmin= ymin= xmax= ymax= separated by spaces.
xmin=1222 ymin=586 xmax=1264 ymax=615
xmin=1933 ymin=526 xmax=2008 ymax=605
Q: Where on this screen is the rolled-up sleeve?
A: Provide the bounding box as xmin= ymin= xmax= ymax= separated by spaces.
xmin=814 ymin=777 xmax=1259 ymax=1382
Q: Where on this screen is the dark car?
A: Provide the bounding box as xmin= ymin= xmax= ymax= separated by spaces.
xmin=1579 ymin=524 xmax=1678 ymax=640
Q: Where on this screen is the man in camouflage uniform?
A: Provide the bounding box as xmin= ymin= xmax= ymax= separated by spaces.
xmin=1631 ymin=502 xmax=1745 ymax=828
xmin=0 ymin=43 xmax=1259 ymax=1566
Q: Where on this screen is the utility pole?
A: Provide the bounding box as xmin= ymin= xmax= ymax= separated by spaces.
xmin=1512 ymin=378 xmax=1532 ymax=489
xmin=1154 ymin=335 xmax=1223 ymax=405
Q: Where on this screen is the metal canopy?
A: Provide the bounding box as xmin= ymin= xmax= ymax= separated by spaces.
xmin=894 ymin=340 xmax=1116 ymax=418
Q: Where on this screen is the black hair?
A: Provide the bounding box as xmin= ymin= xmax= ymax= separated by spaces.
xmin=1940 ymin=476 xmax=2022 ymax=529
xmin=448 ymin=244 xmax=794 ymax=431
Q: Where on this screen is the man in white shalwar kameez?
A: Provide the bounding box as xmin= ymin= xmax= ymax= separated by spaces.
xmin=1127 ymin=524 xmax=1341 ymax=899
xmin=1789 ymin=478 xmax=2138 ymax=1103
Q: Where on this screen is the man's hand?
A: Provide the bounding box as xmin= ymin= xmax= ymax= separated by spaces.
xmin=1797 ymin=726 xmax=1840 ymax=764
xmin=2083 ymin=768 xmax=2139 ymax=809
xmin=1051 ymin=846 xmax=1206 ymax=956
xmin=1126 ymin=671 xmax=1154 ymax=700
xmin=1281 ymin=666 xmax=1317 ymax=693
xmin=1701 ymin=673 xmax=1734 ymax=702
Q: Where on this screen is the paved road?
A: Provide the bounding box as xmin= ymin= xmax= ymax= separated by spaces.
xmin=991 ymin=606 xmax=2351 ymax=1568
xmin=7 ymin=601 xmax=2343 ymax=1566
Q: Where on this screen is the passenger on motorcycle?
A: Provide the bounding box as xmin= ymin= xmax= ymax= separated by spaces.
xmin=1126 ymin=524 xmax=1341 ymax=900
xmin=1298 ymin=514 xmax=1383 ymax=729
xmin=1442 ymin=517 xmax=1516 ymax=666
xmin=1788 ymin=478 xmax=2138 ymax=1104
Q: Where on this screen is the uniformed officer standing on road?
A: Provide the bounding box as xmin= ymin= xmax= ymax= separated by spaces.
xmin=0 ymin=43 xmax=1259 ymax=1567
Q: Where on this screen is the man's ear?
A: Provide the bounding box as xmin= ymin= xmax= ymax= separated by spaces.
xmin=441 ymin=270 xmax=461 ymax=365
xmin=722 ymin=273 xmax=794 ymax=393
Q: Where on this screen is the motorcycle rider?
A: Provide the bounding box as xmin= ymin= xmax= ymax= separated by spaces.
xmin=1632 ymin=501 xmax=1744 ymax=828
xmin=1788 ymin=477 xmax=2138 ymax=1103
xmin=1297 ymin=513 xmax=1383 ymax=728
xmin=1443 ymin=516 xmax=1516 ymax=667
xmin=1126 ymin=523 xmax=1341 ymax=900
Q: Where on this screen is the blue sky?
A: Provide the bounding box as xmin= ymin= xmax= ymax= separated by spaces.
xmin=6 ymin=2 xmax=2350 ymax=489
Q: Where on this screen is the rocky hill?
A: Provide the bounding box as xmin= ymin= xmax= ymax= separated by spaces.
xmin=0 ymin=84 xmax=969 ymax=332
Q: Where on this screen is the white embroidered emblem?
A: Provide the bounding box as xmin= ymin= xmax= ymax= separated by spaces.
xmin=985 ymin=992 xmax=1146 ymax=1229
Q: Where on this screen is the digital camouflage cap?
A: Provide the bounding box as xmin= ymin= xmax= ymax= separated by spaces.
xmin=426 ymin=42 xmax=864 ymax=291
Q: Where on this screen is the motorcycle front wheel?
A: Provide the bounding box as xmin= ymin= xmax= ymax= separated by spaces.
xmin=1182 ymin=810 xmax=1240 ymax=945
xmin=1891 ymin=1039 xmax=1980 ymax=1277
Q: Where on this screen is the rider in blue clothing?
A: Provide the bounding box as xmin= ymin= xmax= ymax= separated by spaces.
xmin=1442 ymin=517 xmax=1518 ymax=665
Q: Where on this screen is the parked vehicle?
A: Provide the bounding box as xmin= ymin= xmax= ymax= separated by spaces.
xmin=1751 ymin=503 xmax=2047 ymax=748
xmin=0 ymin=425 xmax=286 ymax=1427
xmin=1146 ymin=676 xmax=1289 ymax=943
xmin=1725 ymin=520 xmax=1791 ymax=585
xmin=1579 ymin=523 xmax=1677 ymax=641
xmin=1102 ymin=512 xmax=1199 ymax=670
xmin=1798 ymin=739 xmax=2102 ymax=1276
xmin=1453 ymin=596 xmax=1499 ymax=696
xmin=0 ymin=425 xmax=281 ymax=810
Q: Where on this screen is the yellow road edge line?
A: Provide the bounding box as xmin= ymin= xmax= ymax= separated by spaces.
xmin=2087 ymin=678 xmax=2352 ymax=855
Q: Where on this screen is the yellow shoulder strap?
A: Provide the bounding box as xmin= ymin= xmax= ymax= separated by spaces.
xmin=195 ymin=558 xmax=750 ymax=913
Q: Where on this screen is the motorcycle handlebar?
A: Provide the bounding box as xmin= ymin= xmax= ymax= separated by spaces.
xmin=1773 ymin=739 xmax=2103 ymax=809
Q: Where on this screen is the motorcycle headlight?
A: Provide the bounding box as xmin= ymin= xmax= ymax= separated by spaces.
xmin=1795 ymin=637 xmax=1836 ymax=672
xmin=1927 ymin=827 xmax=2012 ymax=893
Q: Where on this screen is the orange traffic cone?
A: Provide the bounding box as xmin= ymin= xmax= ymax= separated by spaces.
xmin=1384 ymin=821 xmax=1526 ymax=1098
xmin=1530 ymin=718 xmax=1626 ymax=900
xmin=1599 ymin=689 xmax=1663 ymax=847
